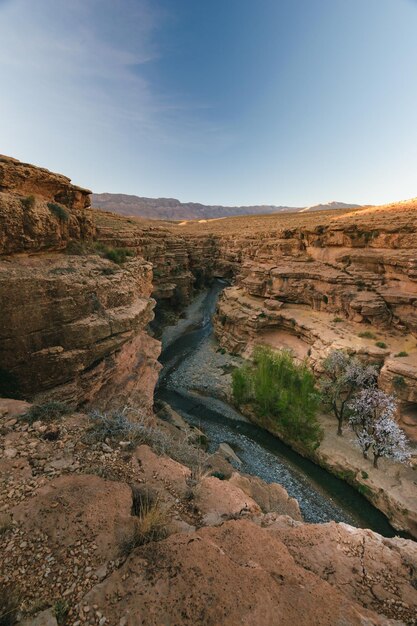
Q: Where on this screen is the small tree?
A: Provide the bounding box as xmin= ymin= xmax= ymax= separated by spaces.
xmin=320 ymin=350 xmax=377 ymax=436
xmin=232 ymin=346 xmax=322 ymax=450
xmin=348 ymin=388 xmax=411 ymax=468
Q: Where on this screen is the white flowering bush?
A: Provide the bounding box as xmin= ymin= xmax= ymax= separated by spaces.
xmin=320 ymin=350 xmax=378 ymax=436
xmin=348 ymin=388 xmax=411 ymax=468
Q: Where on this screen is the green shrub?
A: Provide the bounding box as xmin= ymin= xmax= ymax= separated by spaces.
xmin=358 ymin=331 xmax=376 ymax=339
xmin=210 ymin=471 xmax=226 ymax=480
xmin=93 ymin=242 xmax=134 ymax=265
xmin=375 ymin=341 xmax=387 ymax=349
xmin=361 ymin=470 xmax=369 ymax=480
xmin=393 ymin=375 xmax=407 ymax=389
xmin=21 ymin=195 xmax=35 ymax=210
xmin=54 ymin=600 xmax=69 ymax=625
xmin=231 ymin=365 xmax=252 ymax=405
xmin=232 ymin=347 xmax=322 ymax=451
xmin=47 ymin=202 xmax=69 ymax=222
xmin=333 ymin=317 xmax=343 ymax=323
xmin=21 ymin=402 xmax=71 ymax=425
xmin=395 ymin=351 xmax=408 ymax=358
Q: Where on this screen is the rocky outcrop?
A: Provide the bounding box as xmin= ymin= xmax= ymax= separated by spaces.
xmin=0 ymin=155 xmax=93 ymax=254
xmin=0 ymin=157 xmax=159 ymax=410
xmin=84 ymin=520 xmax=394 ymax=626
xmin=2 ymin=403 xmax=416 ymax=625
xmin=275 ymin=521 xmax=417 ymax=624
xmin=0 ymin=254 xmax=159 ymax=410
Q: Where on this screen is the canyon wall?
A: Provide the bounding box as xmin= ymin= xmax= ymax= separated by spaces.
xmin=0 ymin=157 xmax=159 ymax=411
xmin=93 ymin=201 xmax=417 ymax=433
xmin=1 ymin=155 xmax=417 ymax=423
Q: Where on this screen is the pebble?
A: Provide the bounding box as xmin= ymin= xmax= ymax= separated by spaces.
xmin=4 ymin=448 xmax=18 ymax=459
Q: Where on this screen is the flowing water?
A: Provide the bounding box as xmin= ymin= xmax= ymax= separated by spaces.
xmin=156 ymin=281 xmax=400 ymax=535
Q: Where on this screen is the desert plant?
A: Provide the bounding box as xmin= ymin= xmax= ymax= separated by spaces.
xmin=393 ymin=375 xmax=407 ymax=389
xmin=358 ymin=331 xmax=376 ymax=339
xmin=333 ymin=317 xmax=343 ymax=323
xmin=375 ymin=341 xmax=388 ymax=349
xmin=20 ymin=195 xmax=35 ymax=210
xmin=93 ymin=242 xmax=134 ymax=265
xmin=395 ymin=351 xmax=408 ymax=358
xmin=348 ymin=388 xmax=411 ymax=468
xmin=54 ymin=600 xmax=69 ymax=625
xmin=320 ymin=350 xmax=378 ymax=436
xmin=21 ymin=401 xmax=71 ymax=425
xmin=47 ymin=202 xmax=69 ymax=222
xmin=120 ymin=491 xmax=169 ymax=556
xmin=0 ymin=585 xmax=20 ymax=626
xmin=85 ymin=408 xmax=207 ymax=471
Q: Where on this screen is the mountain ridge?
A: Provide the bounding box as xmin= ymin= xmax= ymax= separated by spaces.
xmin=92 ymin=192 xmax=362 ymax=221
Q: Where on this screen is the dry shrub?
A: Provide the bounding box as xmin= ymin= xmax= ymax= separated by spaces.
xmin=121 ymin=489 xmax=170 ymax=557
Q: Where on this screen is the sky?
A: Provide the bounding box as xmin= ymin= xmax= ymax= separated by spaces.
xmin=1 ymin=0 xmax=417 ymax=207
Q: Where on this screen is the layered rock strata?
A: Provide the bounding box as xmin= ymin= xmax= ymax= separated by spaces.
xmin=0 ymin=155 xmax=93 ymax=254
xmin=0 ymin=157 xmax=159 ymax=410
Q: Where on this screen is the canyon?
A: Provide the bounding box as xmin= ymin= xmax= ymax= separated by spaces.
xmin=1 ymin=155 xmax=417 ymax=625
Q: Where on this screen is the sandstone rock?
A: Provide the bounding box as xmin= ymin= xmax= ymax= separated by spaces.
xmin=0 ymin=155 xmax=93 ymax=255
xmin=217 ymin=442 xmax=242 ymax=465
xmin=20 ymin=608 xmax=58 ymax=626
xmin=195 ymin=475 xmax=261 ymax=525
xmin=11 ymin=474 xmax=134 ymax=561
xmin=274 ymin=521 xmax=417 ymax=624
xmin=0 ymin=255 xmax=159 ymax=410
xmin=229 ymin=472 xmax=302 ymax=520
xmin=82 ymin=519 xmax=393 ymax=625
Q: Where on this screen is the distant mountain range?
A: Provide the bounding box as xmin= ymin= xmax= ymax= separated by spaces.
xmin=92 ymin=193 xmax=362 ymax=221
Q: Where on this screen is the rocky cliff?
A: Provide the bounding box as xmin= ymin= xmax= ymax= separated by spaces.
xmin=0 ymin=157 xmax=159 ymax=411
xmin=92 ymin=197 xmax=417 ymax=434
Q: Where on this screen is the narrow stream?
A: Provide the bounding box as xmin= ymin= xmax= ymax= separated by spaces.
xmin=156 ymin=281 xmax=399 ymax=536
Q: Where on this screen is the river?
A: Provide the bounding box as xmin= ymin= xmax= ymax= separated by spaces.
xmin=155 ymin=281 xmax=399 ymax=536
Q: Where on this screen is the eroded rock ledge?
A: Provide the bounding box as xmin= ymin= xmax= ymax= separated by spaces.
xmin=0 ymin=157 xmax=159 ymax=410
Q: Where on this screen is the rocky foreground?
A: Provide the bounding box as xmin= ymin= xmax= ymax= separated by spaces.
xmin=1 ymin=155 xmax=417 ymax=624
xmin=1 ymin=399 xmax=417 ymax=625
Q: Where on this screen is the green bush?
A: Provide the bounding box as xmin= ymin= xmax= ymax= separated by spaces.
xmin=231 ymin=365 xmax=252 ymax=405
xmin=54 ymin=600 xmax=69 ymax=625
xmin=22 ymin=401 xmax=71 ymax=425
xmin=47 ymin=202 xmax=69 ymax=222
xmin=232 ymin=346 xmax=322 ymax=451
xmin=21 ymin=195 xmax=35 ymax=210
xmin=93 ymin=242 xmax=134 ymax=265
xmin=358 ymin=331 xmax=376 ymax=339
xmin=375 ymin=341 xmax=387 ymax=349
xmin=395 ymin=351 xmax=408 ymax=358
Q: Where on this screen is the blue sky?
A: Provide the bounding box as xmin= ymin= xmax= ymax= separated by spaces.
xmin=1 ymin=0 xmax=417 ymax=206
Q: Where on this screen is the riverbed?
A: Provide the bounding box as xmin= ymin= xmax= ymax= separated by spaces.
xmin=156 ymin=282 xmax=401 ymax=535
